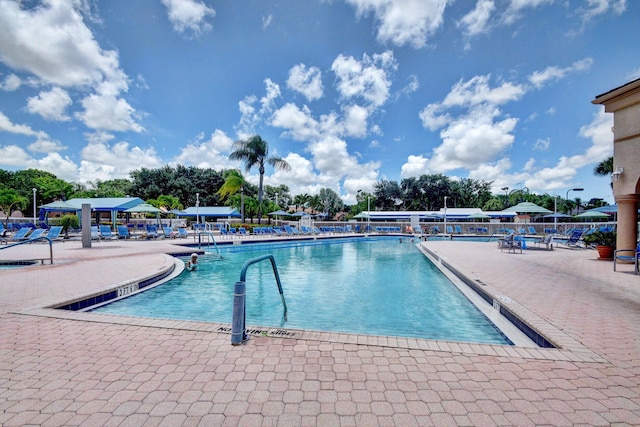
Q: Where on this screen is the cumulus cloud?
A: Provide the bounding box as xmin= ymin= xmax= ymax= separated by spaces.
xmin=236 ymin=79 xmax=282 ymax=138
xmin=346 ymin=0 xmax=452 ymax=48
xmin=0 ymin=74 xmax=22 ymax=91
xmin=173 ymin=129 xmax=237 ymax=169
xmin=287 ymin=64 xmax=324 ymax=101
xmin=26 ymin=87 xmax=72 ymax=121
xmin=162 ymin=0 xmax=216 ymax=36
xmin=0 ymin=0 xmax=144 ymax=134
xmin=78 ymin=140 xmax=163 ymax=182
xmin=400 ymin=154 xmax=430 ymax=178
xmin=331 ymin=51 xmax=397 ymax=108
xmin=27 ymin=138 xmax=66 ymax=153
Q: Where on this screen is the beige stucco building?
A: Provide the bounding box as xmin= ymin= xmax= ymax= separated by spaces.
xmin=592 ymin=78 xmax=640 ymax=250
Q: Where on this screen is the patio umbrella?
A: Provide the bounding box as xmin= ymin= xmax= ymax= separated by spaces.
xmin=290 ymin=211 xmax=310 ymax=217
xmin=543 ymin=213 xmax=572 ymax=219
xmin=268 ymin=210 xmax=290 ymax=216
xmin=502 ymin=202 xmax=552 ymax=214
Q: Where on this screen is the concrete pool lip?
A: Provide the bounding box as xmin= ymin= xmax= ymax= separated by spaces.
xmin=2 ymin=234 xmax=639 ymax=425
xmin=9 ymin=237 xmax=603 ymax=363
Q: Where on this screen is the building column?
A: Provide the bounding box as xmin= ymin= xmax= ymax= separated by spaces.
xmin=615 ymin=193 xmax=639 ymax=250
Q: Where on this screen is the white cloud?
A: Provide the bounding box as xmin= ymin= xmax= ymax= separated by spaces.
xmin=457 ymin=0 xmax=496 ymax=37
xmin=502 ymin=0 xmax=554 ymax=25
xmin=342 ymin=104 xmax=369 ymax=138
xmin=0 ymin=0 xmax=124 ymax=88
xmin=26 ymin=87 xmax=72 ymax=121
xmin=75 ymin=93 xmax=145 ymax=132
xmin=173 ymin=129 xmax=236 ymax=169
xmin=161 ymin=0 xmax=216 ymax=36
xmin=0 ymin=144 xmax=34 ymax=167
xmin=34 ymin=152 xmax=78 ymax=181
xmin=533 ymin=137 xmax=550 ymax=151
xmin=579 ymin=0 xmax=626 ymax=23
xmin=271 ymin=103 xmax=321 ymax=141
xmin=287 ymin=64 xmax=324 ymax=101
xmin=262 ymin=14 xmax=273 ymax=29
xmin=236 ymin=79 xmax=282 ymax=138
xmin=528 ymin=58 xmax=593 ymax=88
xmin=0 ymin=74 xmax=22 ymax=91
xmin=400 ymin=155 xmax=429 ymax=178
xmin=0 ymin=111 xmax=49 ymax=139
xmin=27 ymin=138 xmax=66 ymax=153
xmin=331 ymin=51 xmax=397 ymax=108
xmin=346 ymin=0 xmax=452 ymax=48
xmin=78 ymin=140 xmax=163 ymax=182
xmin=430 ymin=104 xmax=517 ymax=171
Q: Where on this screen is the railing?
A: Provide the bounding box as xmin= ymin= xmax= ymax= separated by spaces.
xmin=197 ymin=232 xmax=220 ymax=257
xmin=0 ymin=236 xmax=54 ymax=264
xmin=231 ymin=254 xmax=287 ymax=345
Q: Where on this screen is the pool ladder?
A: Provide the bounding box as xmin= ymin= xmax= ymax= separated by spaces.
xmin=0 ymin=236 xmax=54 ymax=264
xmin=197 ymin=231 xmax=221 ymax=258
xmin=231 ymin=254 xmax=287 ymax=345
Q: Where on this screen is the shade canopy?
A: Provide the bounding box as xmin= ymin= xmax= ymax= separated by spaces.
xmin=268 ymin=210 xmax=290 ymax=216
xmin=353 ymin=212 xmax=370 ymax=219
xmin=290 ymin=211 xmax=311 ymax=217
xmin=124 ymin=203 xmax=163 ymax=214
xmin=39 ymin=200 xmax=78 ymax=212
xmin=466 ymin=212 xmax=491 ymax=219
xmin=574 ymin=210 xmax=611 ymax=219
xmin=503 ymin=202 xmax=552 ymax=214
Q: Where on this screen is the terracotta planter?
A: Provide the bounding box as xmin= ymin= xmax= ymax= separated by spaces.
xmin=595 ymin=245 xmax=614 ymax=260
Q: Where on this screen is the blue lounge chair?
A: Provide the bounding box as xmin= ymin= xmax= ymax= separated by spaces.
xmin=46 ymin=226 xmax=64 ymax=241
xmin=163 ymin=226 xmax=177 ymax=238
xmin=26 ymin=228 xmax=46 ymax=241
xmin=99 ymin=225 xmax=117 ymax=240
xmin=454 ymin=225 xmax=462 ymax=234
xmin=528 ymin=226 xmax=537 ymax=235
xmin=558 ymin=228 xmax=585 ymax=248
xmin=177 ymin=227 xmax=188 ymax=238
xmin=146 ymin=225 xmax=161 ymax=239
xmin=9 ymin=227 xmax=31 ymax=242
xmin=613 ymin=242 xmax=640 ymax=275
xmin=446 ymin=226 xmax=454 ymax=234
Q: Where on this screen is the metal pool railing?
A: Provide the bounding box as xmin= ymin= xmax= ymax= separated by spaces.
xmin=231 ymin=254 xmax=287 ymax=345
xmin=0 ymin=236 xmax=54 ymax=264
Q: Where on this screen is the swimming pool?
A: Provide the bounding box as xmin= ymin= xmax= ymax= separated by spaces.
xmin=93 ymin=237 xmax=512 ymax=345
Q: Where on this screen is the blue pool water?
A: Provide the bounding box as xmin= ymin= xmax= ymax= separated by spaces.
xmin=93 ymin=237 xmax=511 ymax=345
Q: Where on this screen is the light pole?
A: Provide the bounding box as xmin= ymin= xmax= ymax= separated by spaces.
xmin=195 ymin=192 xmax=200 ymax=226
xmin=275 ymin=192 xmax=279 ymax=224
xmin=501 ymin=186 xmax=509 ymax=208
xmin=367 ymin=195 xmax=371 ymax=232
xmin=444 ymin=196 xmax=448 ymax=235
xmin=565 ymin=188 xmax=584 ymax=214
xmin=32 ymin=188 xmax=37 ymax=224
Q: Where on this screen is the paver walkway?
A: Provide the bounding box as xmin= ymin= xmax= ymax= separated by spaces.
xmin=1 ymin=237 xmax=639 ymax=426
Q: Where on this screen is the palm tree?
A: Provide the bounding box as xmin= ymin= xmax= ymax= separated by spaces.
xmin=229 ymin=136 xmax=291 ymax=224
xmin=593 ymin=156 xmax=613 ymax=177
xmin=217 ymin=169 xmax=248 ymax=222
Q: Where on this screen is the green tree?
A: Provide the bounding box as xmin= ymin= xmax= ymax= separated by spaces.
xmin=317 ymin=188 xmax=343 ymax=217
xmin=217 ymin=169 xmax=248 ymax=222
xmin=292 ymin=193 xmax=311 ymax=212
xmin=593 ymin=156 xmax=613 ymax=177
xmin=229 ymin=135 xmax=291 ymax=224
xmin=0 ymin=189 xmax=27 ymax=227
xmin=482 ymin=197 xmax=504 ymax=211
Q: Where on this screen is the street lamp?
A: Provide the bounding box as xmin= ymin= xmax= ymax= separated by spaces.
xmin=32 ymin=188 xmax=37 ymax=224
xmin=444 ymin=196 xmax=448 ymax=235
xmin=565 ymin=188 xmax=584 ymax=214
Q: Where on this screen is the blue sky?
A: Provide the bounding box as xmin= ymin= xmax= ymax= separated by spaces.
xmin=0 ymin=0 xmax=637 ymax=205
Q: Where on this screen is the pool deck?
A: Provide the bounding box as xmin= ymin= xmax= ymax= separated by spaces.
xmin=1 ymin=235 xmax=639 ymax=426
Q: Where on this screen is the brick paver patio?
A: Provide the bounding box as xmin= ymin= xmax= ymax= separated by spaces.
xmin=1 ymin=236 xmax=639 ymax=426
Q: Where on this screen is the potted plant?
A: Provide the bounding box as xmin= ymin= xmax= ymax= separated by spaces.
xmin=583 ymin=230 xmax=616 ymax=260
xmin=58 ymin=214 xmax=80 ymax=239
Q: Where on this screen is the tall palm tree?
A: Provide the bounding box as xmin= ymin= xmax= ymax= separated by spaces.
xmin=217 ymin=169 xmax=248 ymax=222
xmin=229 ymin=135 xmax=291 ymax=223
xmin=593 ymin=156 xmax=614 ymax=190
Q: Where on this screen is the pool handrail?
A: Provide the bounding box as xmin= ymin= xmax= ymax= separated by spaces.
xmin=0 ymin=236 xmax=54 ymax=264
xmin=231 ymin=254 xmax=288 ymax=345
xmin=197 ymin=231 xmax=220 ymax=257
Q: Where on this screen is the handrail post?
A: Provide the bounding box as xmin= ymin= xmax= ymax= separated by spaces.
xmin=230 ymin=254 xmax=287 ymax=345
